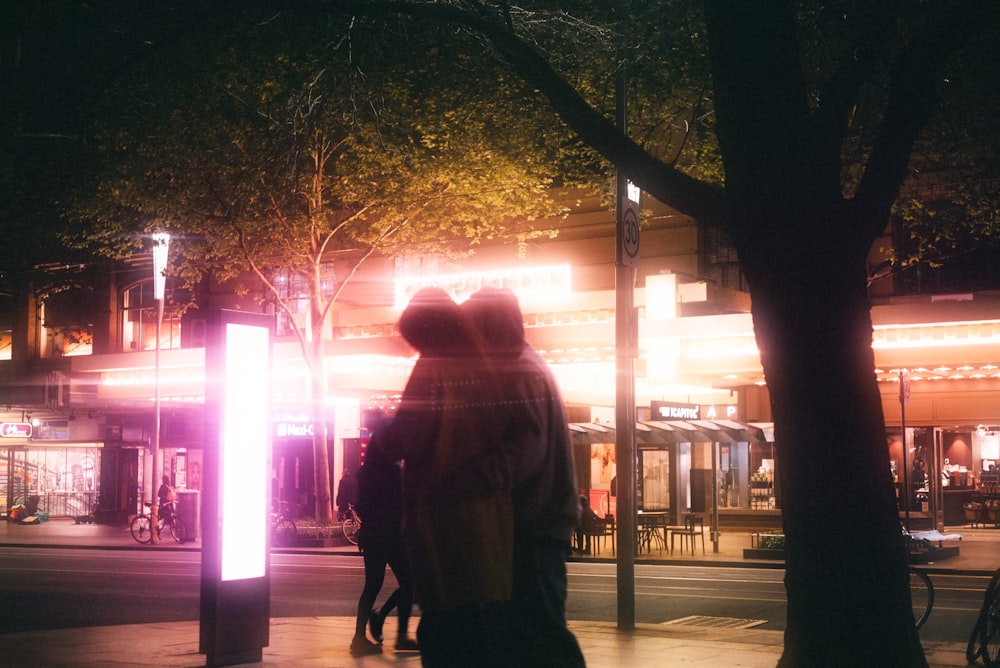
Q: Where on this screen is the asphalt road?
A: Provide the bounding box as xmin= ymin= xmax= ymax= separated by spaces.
xmin=0 ymin=547 xmax=987 ymax=646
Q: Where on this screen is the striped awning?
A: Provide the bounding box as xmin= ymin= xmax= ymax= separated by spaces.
xmin=568 ymin=419 xmax=772 ymax=445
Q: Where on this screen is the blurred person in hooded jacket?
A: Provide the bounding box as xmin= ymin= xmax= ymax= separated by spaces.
xmin=463 ymin=286 xmax=585 ymax=668
xmin=372 ymin=287 xmax=515 ymax=668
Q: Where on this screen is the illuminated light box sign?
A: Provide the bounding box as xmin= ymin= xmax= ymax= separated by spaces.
xmin=394 ymin=264 xmax=571 ymax=307
xmin=200 ymin=310 xmax=272 ymax=667
xmin=220 ymin=322 xmax=270 ymax=581
xmin=651 ymin=401 xmax=701 ymax=421
xmin=275 ymin=421 xmax=315 ymax=438
xmin=1 ymin=423 xmax=32 ymax=438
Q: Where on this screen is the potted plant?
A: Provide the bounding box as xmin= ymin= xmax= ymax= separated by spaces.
xmin=986 ymin=499 xmax=1000 ymax=526
xmin=963 ymin=501 xmax=984 ymax=526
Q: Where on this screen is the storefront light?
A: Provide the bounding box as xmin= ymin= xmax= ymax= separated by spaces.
xmin=394 ymin=264 xmax=571 ymax=307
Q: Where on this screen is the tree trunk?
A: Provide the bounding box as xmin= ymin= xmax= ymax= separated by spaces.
xmin=309 ymin=334 xmax=334 ymax=524
xmin=701 ymin=1 xmax=927 ymax=662
xmin=741 ymin=233 xmax=926 ymax=667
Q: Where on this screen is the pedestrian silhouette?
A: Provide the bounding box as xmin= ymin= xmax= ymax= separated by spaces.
xmin=464 ymin=286 xmax=586 ymax=667
xmin=335 ymin=468 xmax=356 ymax=521
xmin=375 ymin=287 xmax=514 ymax=668
xmin=350 ymin=444 xmax=418 ymax=656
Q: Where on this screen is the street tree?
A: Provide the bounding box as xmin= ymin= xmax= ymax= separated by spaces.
xmin=64 ymin=12 xmax=568 ymax=524
xmin=332 ymin=1 xmax=999 ymax=665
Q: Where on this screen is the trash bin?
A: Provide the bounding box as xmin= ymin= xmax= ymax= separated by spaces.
xmin=175 ymin=490 xmax=201 ymax=542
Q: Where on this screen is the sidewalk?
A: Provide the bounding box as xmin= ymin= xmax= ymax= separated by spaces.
xmin=1 ymin=517 xmax=992 ymax=667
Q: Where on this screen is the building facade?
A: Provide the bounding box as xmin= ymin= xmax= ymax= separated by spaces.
xmin=2 ymin=189 xmax=998 ymax=535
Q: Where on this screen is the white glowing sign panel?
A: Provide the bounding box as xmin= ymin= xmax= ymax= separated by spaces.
xmin=221 ymin=322 xmax=270 ymax=581
xmin=394 ymin=264 xmax=571 ymax=307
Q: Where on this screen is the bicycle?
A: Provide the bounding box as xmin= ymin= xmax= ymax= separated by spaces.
xmin=130 ymin=501 xmax=188 ymax=544
xmin=342 ymin=503 xmax=361 ymax=546
xmin=909 ymin=567 xmax=934 ymax=630
xmin=901 ymin=527 xmax=935 ymax=629
xmin=271 ymin=501 xmax=298 ymax=548
xmin=966 ymin=566 xmax=1000 ymax=666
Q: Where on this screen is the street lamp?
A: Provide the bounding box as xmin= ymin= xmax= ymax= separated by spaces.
xmin=150 ymin=232 xmax=170 ymax=543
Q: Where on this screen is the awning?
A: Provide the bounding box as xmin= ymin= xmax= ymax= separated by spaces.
xmin=568 ymin=419 xmax=773 ymax=446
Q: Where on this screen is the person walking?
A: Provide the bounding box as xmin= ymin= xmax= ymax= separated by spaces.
xmin=349 ymin=444 xmax=418 ymax=657
xmin=374 ymin=287 xmax=514 ymax=668
xmin=463 ymin=286 xmax=586 ymax=668
xmin=336 ymin=468 xmax=356 ymax=521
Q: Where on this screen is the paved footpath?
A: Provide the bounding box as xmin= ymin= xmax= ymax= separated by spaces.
xmin=2 ymin=518 xmax=994 ymax=667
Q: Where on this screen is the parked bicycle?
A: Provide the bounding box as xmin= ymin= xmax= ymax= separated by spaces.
xmin=342 ymin=503 xmax=361 ymax=546
xmin=271 ymin=500 xmax=298 ymax=548
xmin=902 ymin=527 xmax=934 ymax=630
xmin=966 ymin=566 xmax=1000 ymax=666
xmin=130 ymin=501 xmax=188 ymax=544
xmin=909 ymin=567 xmax=934 ymax=630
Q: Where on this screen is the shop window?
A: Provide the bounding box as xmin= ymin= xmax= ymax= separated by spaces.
xmin=3 ymin=446 xmax=101 ymax=518
xmin=0 ymin=329 xmax=11 ymax=361
xmin=121 ymin=280 xmax=180 ymax=352
xmin=269 ymin=264 xmax=336 ymax=338
xmin=641 ymin=450 xmax=670 ymax=511
xmin=40 ymin=287 xmax=95 ymax=358
xmin=703 ymin=226 xmax=747 ymax=292
xmin=0 ymin=277 xmax=12 ymax=360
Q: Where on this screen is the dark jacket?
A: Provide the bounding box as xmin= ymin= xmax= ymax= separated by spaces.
xmin=354 ymin=447 xmax=402 ymax=552
xmin=463 ymin=287 xmax=581 ymax=543
xmin=377 ymin=287 xmax=514 ymax=611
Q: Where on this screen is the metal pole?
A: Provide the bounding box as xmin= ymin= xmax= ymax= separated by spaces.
xmin=150 ymin=295 xmax=163 ymax=543
xmin=712 ymin=443 xmax=720 ymax=553
xmin=613 ymin=0 xmax=636 ymax=631
xmin=150 ymin=232 xmax=170 ymax=544
xmin=900 ymin=369 xmax=909 ymax=531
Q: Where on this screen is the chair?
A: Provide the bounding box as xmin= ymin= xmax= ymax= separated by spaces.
xmin=670 ymin=513 xmax=706 ymax=556
xmin=583 ymin=513 xmax=616 ymax=555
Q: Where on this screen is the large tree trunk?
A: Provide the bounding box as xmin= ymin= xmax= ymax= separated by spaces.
xmin=702 ymin=1 xmax=927 ymax=662
xmin=740 ymin=229 xmax=925 ymax=667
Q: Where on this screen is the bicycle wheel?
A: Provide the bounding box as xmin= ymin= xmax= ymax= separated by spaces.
xmin=130 ymin=515 xmax=152 ymax=544
xmin=169 ymin=516 xmax=189 ymax=544
xmin=272 ymin=519 xmax=297 ymax=547
xmin=968 ymin=613 xmax=985 ymax=662
xmin=342 ymin=517 xmax=359 ymax=545
xmin=983 ymin=590 xmax=1000 ymax=667
xmin=909 ymin=568 xmax=933 ymax=630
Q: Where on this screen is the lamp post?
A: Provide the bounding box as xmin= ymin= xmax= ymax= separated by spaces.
xmin=150 ymin=232 xmax=170 ymax=543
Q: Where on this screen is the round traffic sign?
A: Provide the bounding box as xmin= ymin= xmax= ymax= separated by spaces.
xmin=622 ymin=207 xmax=639 ymax=260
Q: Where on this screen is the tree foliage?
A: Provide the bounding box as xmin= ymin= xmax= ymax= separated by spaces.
xmin=62 ymin=9 xmax=579 ymax=521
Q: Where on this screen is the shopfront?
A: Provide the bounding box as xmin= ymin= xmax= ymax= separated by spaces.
xmin=889 ymin=425 xmax=1000 ymax=530
xmin=569 ymin=418 xmax=774 ymax=535
xmin=2 ymin=441 xmax=102 ymax=519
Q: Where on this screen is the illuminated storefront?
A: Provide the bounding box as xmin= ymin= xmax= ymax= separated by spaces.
xmin=52 ymin=256 xmax=1000 ymax=530
xmin=0 ymin=418 xmax=103 ymax=519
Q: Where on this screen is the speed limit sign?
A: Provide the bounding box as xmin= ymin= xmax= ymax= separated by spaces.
xmin=618 ymin=196 xmax=640 ymax=267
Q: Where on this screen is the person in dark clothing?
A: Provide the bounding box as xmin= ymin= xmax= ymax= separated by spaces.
xmin=336 ymin=469 xmax=357 ymax=521
xmin=463 ymin=287 xmax=586 ymax=668
xmin=575 ymin=495 xmax=602 ymax=555
xmin=376 ymin=287 xmax=515 ymax=668
xmin=350 ymin=445 xmax=418 ymax=657
xmin=157 ymin=475 xmax=174 ymax=519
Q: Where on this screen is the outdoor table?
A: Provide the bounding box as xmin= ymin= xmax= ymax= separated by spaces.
xmin=636 ymin=510 xmax=669 ymax=554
